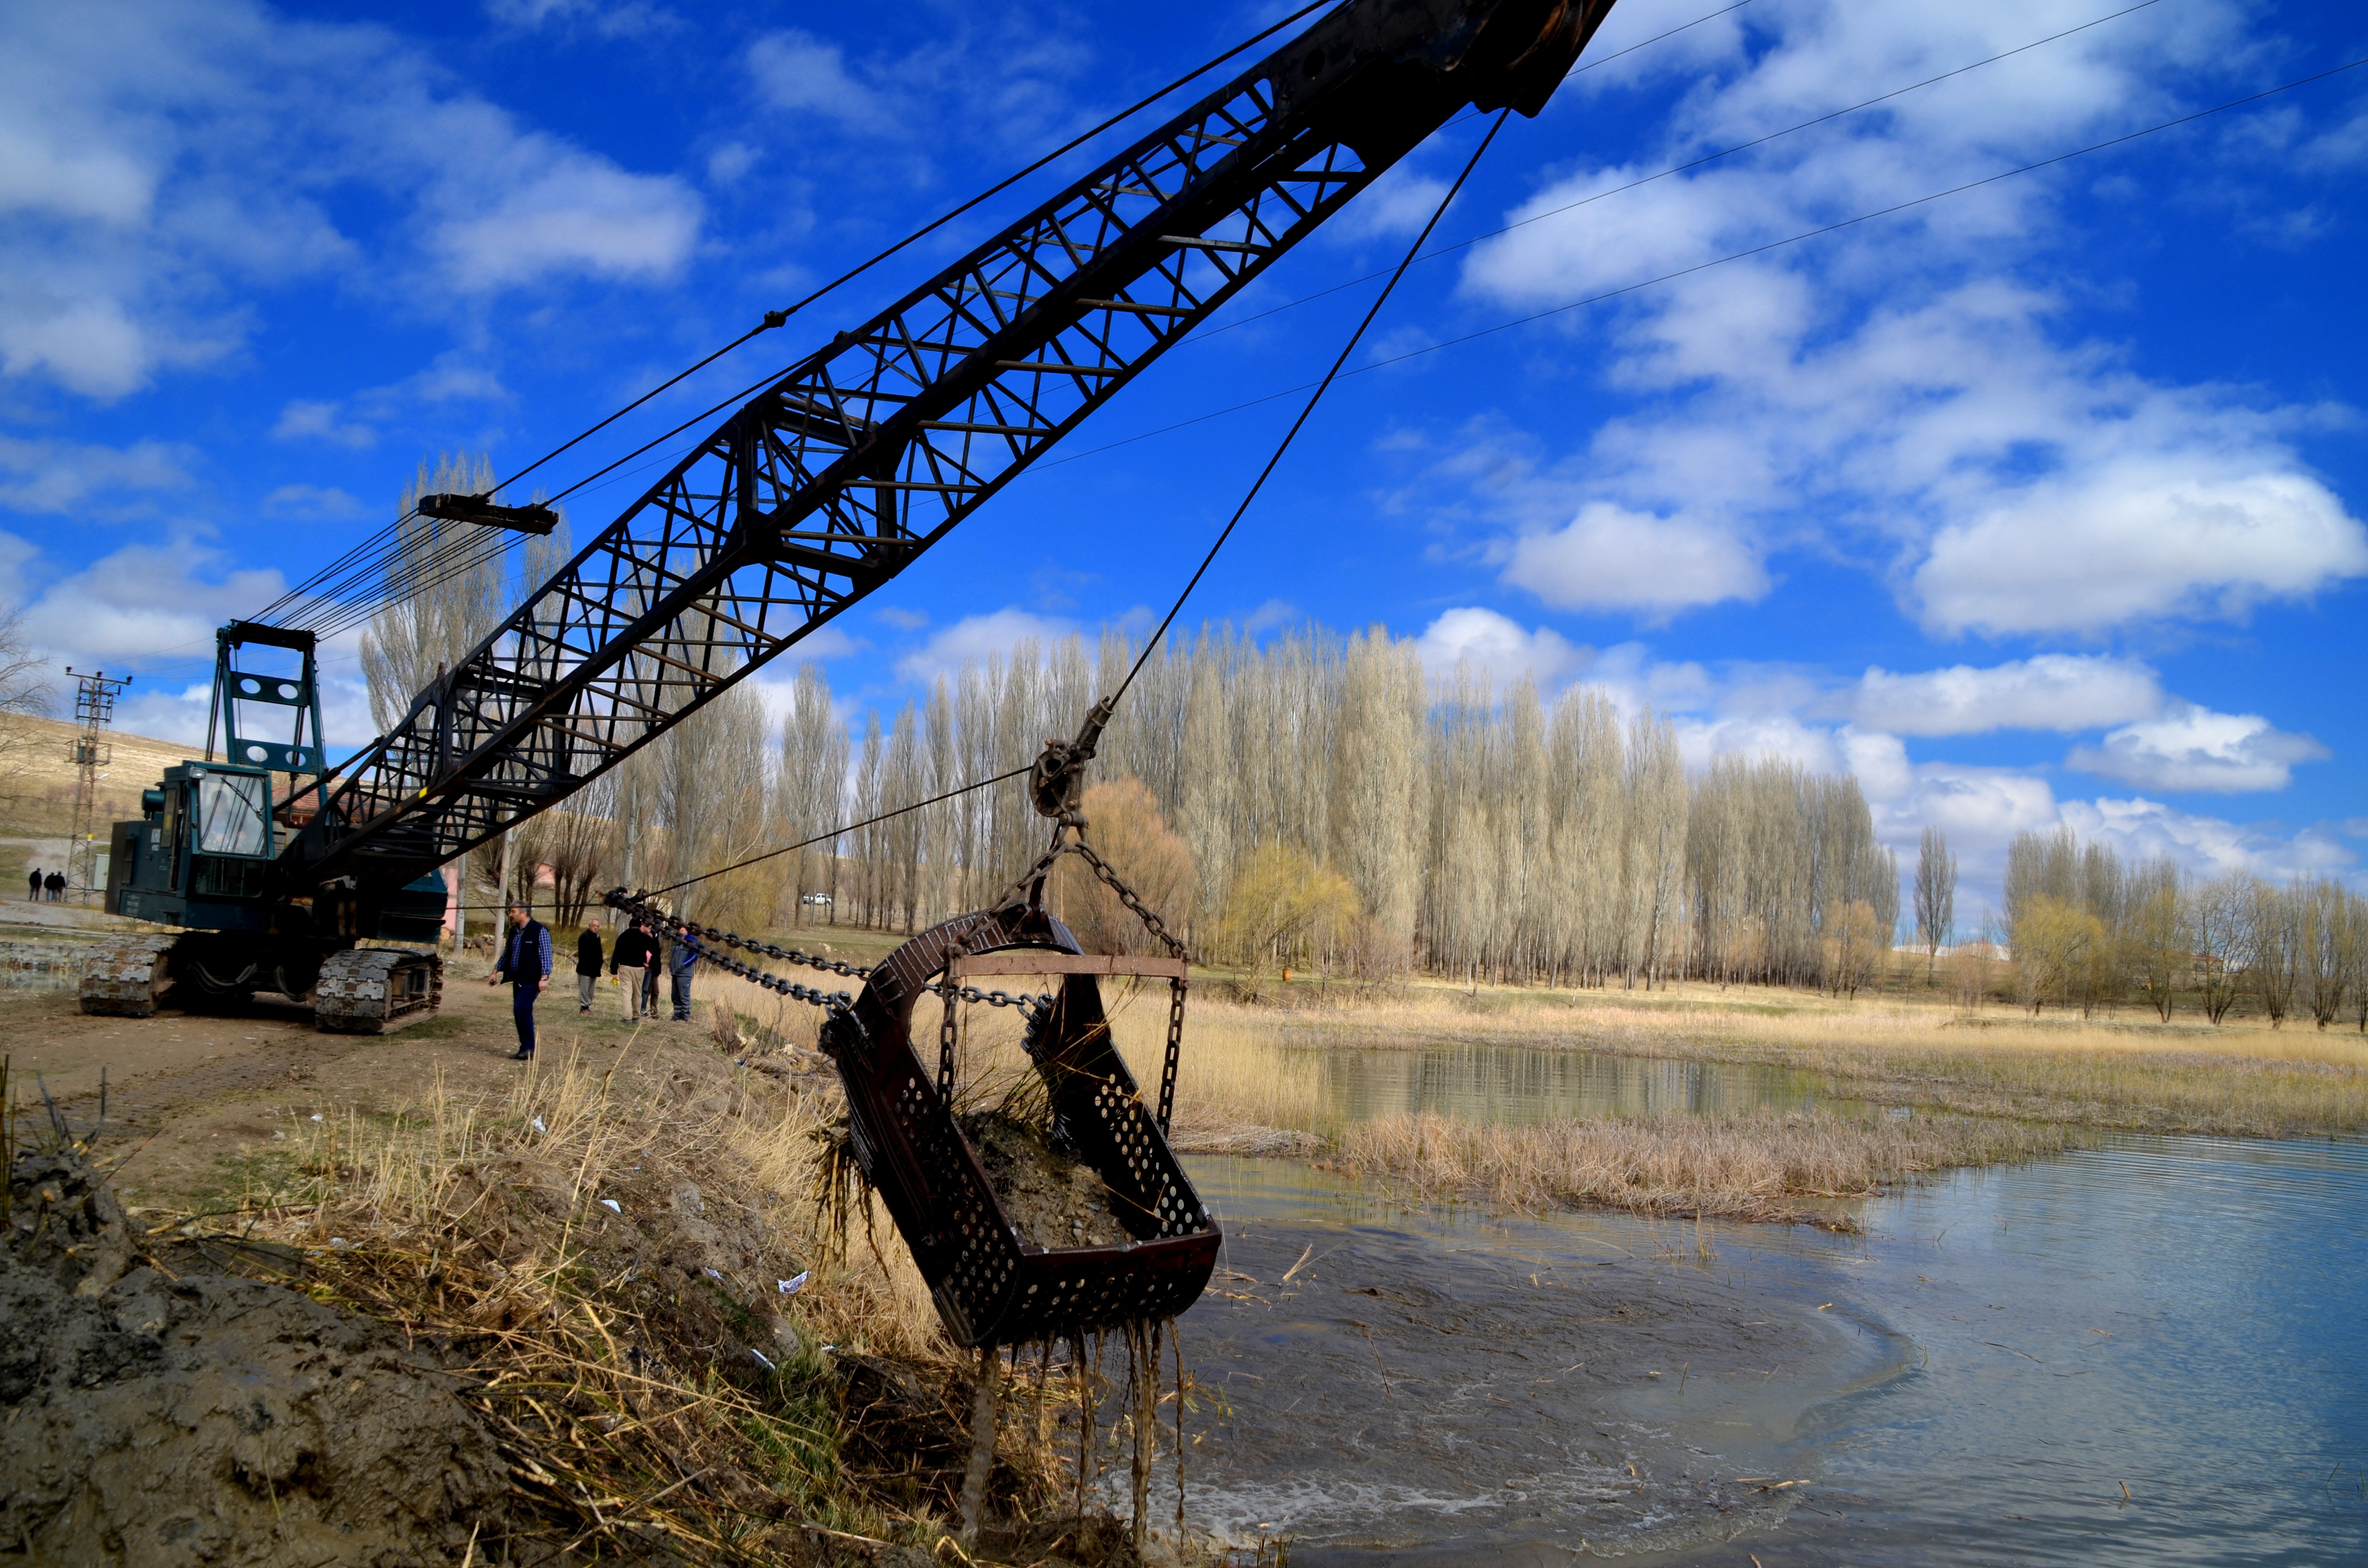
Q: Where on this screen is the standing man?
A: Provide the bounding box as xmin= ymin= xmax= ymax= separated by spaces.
xmin=45 ymin=870 xmax=64 ymax=902
xmin=641 ymin=921 xmax=660 ymax=1017
xmin=610 ymin=919 xmax=652 ymax=1021
xmin=27 ymin=867 xmax=40 ymax=900
xmin=575 ymin=918 xmax=605 ymax=1015
xmin=488 ymin=901 xmax=551 ymax=1061
xmin=668 ymin=925 xmax=697 ymax=1022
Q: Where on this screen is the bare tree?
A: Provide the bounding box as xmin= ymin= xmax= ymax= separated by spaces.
xmin=2187 ymin=875 xmax=2252 ymax=1026
xmin=1913 ymin=826 xmax=1956 ymax=983
xmin=0 ymin=605 xmax=55 ymax=812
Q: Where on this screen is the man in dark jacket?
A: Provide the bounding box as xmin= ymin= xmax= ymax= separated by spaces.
xmin=27 ymin=868 xmax=40 ymax=900
xmin=668 ymin=928 xmax=697 ymax=1022
xmin=574 ymin=918 xmax=604 ymax=1013
xmin=45 ymin=870 xmax=65 ymax=901
xmin=609 ymin=920 xmax=654 ymax=1021
xmin=487 ymin=901 xmax=552 ymax=1060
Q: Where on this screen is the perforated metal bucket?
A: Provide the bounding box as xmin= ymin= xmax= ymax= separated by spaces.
xmin=820 ymin=906 xmax=1219 ymax=1347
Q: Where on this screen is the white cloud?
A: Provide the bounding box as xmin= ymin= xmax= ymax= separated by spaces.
xmin=0 ymin=434 xmax=193 ymax=513
xmin=261 ymin=484 xmax=366 ymax=520
xmin=0 ymin=0 xmax=703 ymax=403
xmin=271 ymin=399 xmax=376 ymax=450
xmin=2068 ymin=703 xmax=2328 ymax=794
xmin=1413 ymin=607 xmax=1584 ymax=688
xmin=2062 ymin=796 xmax=2355 ymax=883
xmin=16 ymin=536 xmax=284 ymax=668
xmin=1848 ymin=653 xmax=2163 ymax=735
xmin=748 ymin=30 xmax=888 ymax=129
xmin=894 ymin=608 xmax=1073 ymax=683
xmin=1502 ymin=502 xmax=1766 ymax=617
xmin=1448 ymin=0 xmax=2367 ymax=638
xmin=1913 ymin=464 xmax=2368 ymax=635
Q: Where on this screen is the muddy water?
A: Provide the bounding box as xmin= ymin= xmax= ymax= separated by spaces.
xmin=1172 ymin=1096 xmax=2368 ymax=1563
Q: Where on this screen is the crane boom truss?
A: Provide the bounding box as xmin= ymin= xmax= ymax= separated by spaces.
xmin=291 ymin=0 xmax=1614 ymax=890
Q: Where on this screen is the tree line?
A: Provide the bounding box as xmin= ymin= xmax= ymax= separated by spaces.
xmin=1998 ymin=826 xmax=2367 ymax=1029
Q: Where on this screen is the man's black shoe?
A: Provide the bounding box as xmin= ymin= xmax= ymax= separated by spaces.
xmin=509 ymin=1049 xmax=534 ymax=1061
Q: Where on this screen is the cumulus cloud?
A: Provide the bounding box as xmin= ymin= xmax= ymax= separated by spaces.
xmin=1502 ymin=502 xmax=1766 ymax=617
xmin=16 ymin=536 xmax=285 ymax=669
xmin=894 ymin=607 xmax=1074 ymax=683
xmin=1448 ymin=0 xmax=2368 ymax=637
xmin=2061 ymin=796 xmax=2355 ymax=882
xmin=1848 ymin=653 xmax=2163 ymax=735
xmin=0 ymin=0 xmax=702 ymax=403
xmin=2068 ymin=704 xmax=2328 ymax=794
xmin=1913 ymin=464 xmax=2368 ymax=635
xmin=261 ymin=484 xmax=366 ymax=520
xmin=1414 ymin=607 xmax=1585 ymax=688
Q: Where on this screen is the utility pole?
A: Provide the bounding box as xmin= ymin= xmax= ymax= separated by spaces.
xmin=63 ymin=667 xmax=130 ymax=904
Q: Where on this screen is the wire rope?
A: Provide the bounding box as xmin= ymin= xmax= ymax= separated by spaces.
xmin=643 ymin=110 xmax=1510 ymax=900
xmin=247 ymin=1 xmax=1341 ymax=635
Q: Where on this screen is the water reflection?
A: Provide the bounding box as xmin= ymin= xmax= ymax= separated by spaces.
xmin=1309 ymin=1043 xmax=1867 ymax=1127
xmin=1175 ymin=1071 xmax=2368 ymax=1566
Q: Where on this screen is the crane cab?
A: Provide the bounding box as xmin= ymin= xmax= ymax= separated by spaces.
xmin=107 ymin=760 xmax=277 ymax=928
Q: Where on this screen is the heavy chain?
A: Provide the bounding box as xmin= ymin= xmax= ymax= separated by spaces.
xmin=602 ymin=889 xmax=856 ymax=1013
xmin=1071 ymin=838 xmax=1189 ymax=961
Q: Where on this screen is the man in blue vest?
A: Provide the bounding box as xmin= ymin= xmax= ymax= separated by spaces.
xmin=488 ymin=901 xmax=552 ymax=1060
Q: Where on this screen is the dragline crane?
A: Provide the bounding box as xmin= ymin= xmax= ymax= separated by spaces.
xmin=82 ymin=0 xmax=1618 ymax=1029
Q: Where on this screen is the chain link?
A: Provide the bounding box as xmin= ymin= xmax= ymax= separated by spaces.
xmin=603 ymin=890 xmax=857 ymax=1013
xmin=1071 ymin=838 xmax=1191 ymax=961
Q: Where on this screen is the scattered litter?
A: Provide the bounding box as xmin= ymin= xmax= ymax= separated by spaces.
xmin=818 ymin=1344 xmax=836 ymax=1353
xmin=599 ymin=1199 xmax=622 ymax=1214
xmin=750 ymin=1348 xmax=775 ymax=1371
xmin=777 ymin=1272 xmax=809 ymax=1296
xmin=309 ymin=1113 xmax=323 ymax=1122
xmin=330 ymin=1237 xmax=350 ymax=1249
xmin=531 ymin=1115 xmax=547 ymax=1134
xmin=703 ymin=1266 xmax=723 ymax=1282
xmin=272 ymin=1131 xmax=284 ymax=1140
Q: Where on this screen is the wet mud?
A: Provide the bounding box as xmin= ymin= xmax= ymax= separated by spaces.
xmin=963 ymin=1108 xmax=1133 ymax=1249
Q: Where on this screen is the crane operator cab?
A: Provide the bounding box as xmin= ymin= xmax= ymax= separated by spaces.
xmin=83 ymin=621 xmax=447 ymax=1030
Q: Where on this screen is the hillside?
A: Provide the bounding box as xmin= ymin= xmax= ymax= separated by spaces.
xmin=0 ymin=713 xmax=201 ymax=837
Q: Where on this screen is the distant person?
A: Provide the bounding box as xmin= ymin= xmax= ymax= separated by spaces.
xmin=487 ymin=900 xmax=552 ymax=1061
xmin=45 ymin=870 xmax=65 ymax=902
xmin=574 ymin=918 xmax=604 ymax=1015
xmin=610 ymin=919 xmax=654 ymax=1021
xmin=641 ymin=922 xmax=660 ymax=1016
xmin=667 ymin=925 xmax=698 ymax=1022
xmin=27 ymin=867 xmax=40 ymax=900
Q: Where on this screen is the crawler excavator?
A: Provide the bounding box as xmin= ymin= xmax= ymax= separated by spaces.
xmin=80 ymin=0 xmax=1619 ymax=1031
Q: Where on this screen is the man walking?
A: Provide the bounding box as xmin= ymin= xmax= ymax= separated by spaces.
xmin=487 ymin=901 xmax=552 ymax=1061
xmin=575 ymin=918 xmax=604 ymax=1014
xmin=668 ymin=926 xmax=697 ymax=1022
xmin=610 ymin=919 xmax=652 ymax=1020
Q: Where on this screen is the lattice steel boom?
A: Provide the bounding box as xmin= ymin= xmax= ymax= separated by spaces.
xmin=285 ymin=0 xmax=1616 ymax=897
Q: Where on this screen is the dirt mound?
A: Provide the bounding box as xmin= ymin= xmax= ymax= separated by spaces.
xmin=2 ymin=1151 xmax=504 ymax=1567
xmin=960 ymin=1110 xmax=1132 ymax=1250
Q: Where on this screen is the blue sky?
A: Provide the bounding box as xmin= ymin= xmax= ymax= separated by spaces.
xmin=3 ymin=0 xmax=2364 ymax=906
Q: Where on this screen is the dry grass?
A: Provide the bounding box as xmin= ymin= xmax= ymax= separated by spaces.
xmin=1327 ymin=1109 xmax=2083 ymax=1227
xmin=1218 ymin=981 xmax=2368 ymax=1140
xmin=192 ymin=1035 xmax=1122 ymax=1564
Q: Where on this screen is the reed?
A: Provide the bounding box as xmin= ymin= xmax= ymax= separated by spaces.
xmin=1212 ymin=982 xmax=2368 ymax=1140
xmin=1330 ymin=1108 xmax=2084 ymax=1225
xmin=219 ymin=1033 xmax=1076 ymax=1562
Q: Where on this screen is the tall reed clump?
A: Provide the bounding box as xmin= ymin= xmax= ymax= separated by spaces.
xmin=1329 ymin=1108 xmax=2084 ymax=1225
xmin=241 ymin=1041 xmax=1053 ymax=1561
